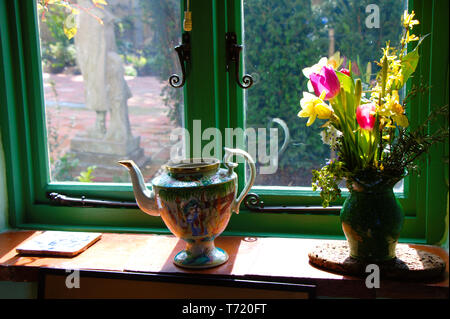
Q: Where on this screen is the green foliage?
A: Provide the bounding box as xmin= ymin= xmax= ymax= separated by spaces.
xmin=124 ymin=64 xmax=137 ymax=77
xmin=126 ymin=54 xmax=147 ymax=72
xmin=319 ymin=0 xmax=404 ymax=76
xmin=139 ymin=0 xmax=183 ymax=125
xmin=386 ymin=104 xmax=449 ymax=174
xmin=38 ymin=0 xmax=405 ymax=186
xmin=112 ymin=0 xmax=183 ymax=124
xmin=244 ymin=0 xmax=330 ymax=184
xmin=244 ymin=0 xmax=404 ymax=185
xmin=38 ymin=3 xmax=77 ymax=73
xmin=45 ymin=42 xmax=77 ymax=73
xmin=52 ymin=153 xmax=79 ymax=181
xmin=76 ymin=166 xmax=97 ymax=182
xmin=312 ymin=159 xmax=346 ymax=207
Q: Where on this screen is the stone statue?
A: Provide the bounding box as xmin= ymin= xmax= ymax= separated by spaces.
xmin=70 ymin=1 xmax=146 ymax=179
xmin=74 ymin=0 xmax=132 ymax=142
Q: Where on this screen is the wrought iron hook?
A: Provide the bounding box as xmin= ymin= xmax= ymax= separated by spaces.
xmin=169 ymin=32 xmax=191 ymax=88
xmin=226 ymin=32 xmax=253 ymax=89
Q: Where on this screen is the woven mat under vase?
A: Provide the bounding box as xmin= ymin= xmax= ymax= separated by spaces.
xmin=308 ymin=242 xmax=447 ymax=281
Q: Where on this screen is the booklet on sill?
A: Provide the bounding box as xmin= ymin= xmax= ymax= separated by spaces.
xmin=16 ymin=231 xmax=102 ymax=257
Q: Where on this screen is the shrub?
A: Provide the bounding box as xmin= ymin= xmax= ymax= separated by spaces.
xmin=38 ymin=4 xmax=77 ymax=73
xmin=244 ymin=0 xmax=403 ymax=185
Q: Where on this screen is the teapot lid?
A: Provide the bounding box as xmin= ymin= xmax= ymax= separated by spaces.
xmin=165 ymin=158 xmax=220 ymax=174
xmin=151 ymin=158 xmax=235 ymax=189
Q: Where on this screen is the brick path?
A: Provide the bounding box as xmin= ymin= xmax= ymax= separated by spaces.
xmin=43 ymin=73 xmax=177 ymax=181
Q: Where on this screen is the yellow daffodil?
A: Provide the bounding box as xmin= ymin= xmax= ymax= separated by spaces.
xmin=402 ymin=10 xmax=419 ymax=29
xmin=374 ymin=43 xmax=406 ymax=92
xmin=401 ymin=30 xmax=420 ymax=47
xmin=406 ymin=30 xmax=419 ymax=42
xmin=298 ymin=91 xmax=333 ymax=126
xmin=392 ymin=114 xmax=409 ymax=128
xmin=377 ymin=91 xmax=409 ymax=127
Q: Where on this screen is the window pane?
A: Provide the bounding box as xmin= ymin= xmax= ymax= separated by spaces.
xmin=38 ymin=0 xmax=184 ymax=183
xmin=243 ymin=0 xmax=406 ymax=187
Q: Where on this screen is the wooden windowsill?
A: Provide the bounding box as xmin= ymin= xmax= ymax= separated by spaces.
xmin=0 ymin=230 xmax=448 ymax=298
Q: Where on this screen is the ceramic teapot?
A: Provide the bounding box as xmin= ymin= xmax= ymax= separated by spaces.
xmin=118 ymin=147 xmax=256 ymax=268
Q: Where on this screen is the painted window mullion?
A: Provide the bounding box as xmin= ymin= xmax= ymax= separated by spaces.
xmin=184 ymin=1 xmax=221 ymax=157
xmin=0 ymin=0 xmax=26 ymax=226
xmin=18 ymin=0 xmax=50 ymax=203
xmin=226 ymin=0 xmax=246 ymax=192
xmin=2 ymin=0 xmax=39 ymax=217
xmin=424 ymin=0 xmax=449 ymax=244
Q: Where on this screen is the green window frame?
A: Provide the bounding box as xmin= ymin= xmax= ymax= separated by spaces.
xmin=0 ymin=0 xmax=448 ymax=243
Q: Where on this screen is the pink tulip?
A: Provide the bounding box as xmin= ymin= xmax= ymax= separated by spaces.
xmin=310 ymin=66 xmax=341 ymax=100
xmin=356 ymin=103 xmax=376 ymax=130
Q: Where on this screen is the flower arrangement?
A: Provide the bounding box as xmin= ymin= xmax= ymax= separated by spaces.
xmin=298 ymin=11 xmax=448 ymax=207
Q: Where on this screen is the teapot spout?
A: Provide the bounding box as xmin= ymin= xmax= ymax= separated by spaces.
xmin=118 ymin=160 xmax=160 ymax=217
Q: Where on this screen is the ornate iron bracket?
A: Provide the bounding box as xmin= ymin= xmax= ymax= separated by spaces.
xmin=226 ymin=32 xmax=253 ymax=89
xmin=169 ymin=32 xmax=191 ymax=88
xmin=244 ymin=193 xmax=341 ymax=214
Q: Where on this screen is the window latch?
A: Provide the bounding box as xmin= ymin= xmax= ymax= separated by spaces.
xmin=169 ymin=32 xmax=191 ymax=88
xmin=226 ymin=32 xmax=253 ymax=89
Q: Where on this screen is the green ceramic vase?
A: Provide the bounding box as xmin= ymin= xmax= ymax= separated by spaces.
xmin=340 ymin=182 xmax=404 ymax=262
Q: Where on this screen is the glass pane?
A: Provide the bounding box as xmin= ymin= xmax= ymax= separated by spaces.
xmin=243 ymin=0 xmax=406 ymax=188
xmin=37 ymin=0 xmax=184 ymax=183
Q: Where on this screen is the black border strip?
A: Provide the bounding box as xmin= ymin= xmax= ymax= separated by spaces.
xmin=38 ymin=267 xmax=316 ymax=299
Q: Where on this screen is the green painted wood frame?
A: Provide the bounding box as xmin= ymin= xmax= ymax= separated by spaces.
xmin=0 ymin=0 xmax=447 ymax=243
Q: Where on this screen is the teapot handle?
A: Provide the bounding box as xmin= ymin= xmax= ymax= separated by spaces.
xmin=223 ymin=147 xmax=256 ymax=214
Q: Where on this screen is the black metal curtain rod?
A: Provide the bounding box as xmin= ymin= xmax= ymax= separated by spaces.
xmin=47 ymin=192 xmax=138 ymax=209
xmin=47 ymin=192 xmax=340 ymax=214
